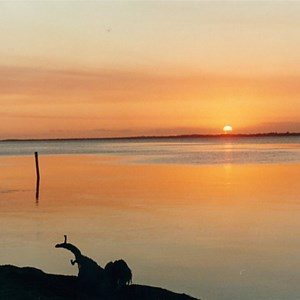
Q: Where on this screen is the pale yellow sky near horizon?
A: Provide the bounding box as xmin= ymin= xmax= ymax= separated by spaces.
xmin=1 ymin=1 xmax=300 ymax=139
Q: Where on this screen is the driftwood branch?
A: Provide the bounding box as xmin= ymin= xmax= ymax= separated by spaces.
xmin=55 ymin=235 xmax=132 ymax=297
xmin=55 ymin=235 xmax=82 ymax=264
xmin=55 ymin=235 xmax=104 ymax=293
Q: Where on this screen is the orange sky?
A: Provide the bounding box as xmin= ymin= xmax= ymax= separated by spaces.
xmin=0 ymin=1 xmax=300 ymax=139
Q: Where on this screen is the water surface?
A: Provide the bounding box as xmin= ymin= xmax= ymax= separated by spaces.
xmin=0 ymin=137 xmax=300 ymax=299
xmin=1 ymin=136 xmax=300 ymax=165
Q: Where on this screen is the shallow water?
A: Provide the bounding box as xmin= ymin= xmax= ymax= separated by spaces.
xmin=0 ymin=139 xmax=300 ymax=299
xmin=1 ymin=136 xmax=300 ymax=165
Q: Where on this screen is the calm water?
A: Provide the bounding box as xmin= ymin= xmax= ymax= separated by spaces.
xmin=0 ymin=137 xmax=300 ymax=299
xmin=1 ymin=136 xmax=300 ymax=164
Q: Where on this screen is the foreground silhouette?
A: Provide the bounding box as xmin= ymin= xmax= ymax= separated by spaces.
xmin=55 ymin=235 xmax=132 ymax=297
xmin=0 ymin=265 xmax=199 ymax=300
xmin=0 ymin=236 xmax=199 ymax=299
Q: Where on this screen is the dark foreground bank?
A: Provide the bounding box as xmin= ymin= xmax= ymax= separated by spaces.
xmin=0 ymin=265 xmax=199 ymax=300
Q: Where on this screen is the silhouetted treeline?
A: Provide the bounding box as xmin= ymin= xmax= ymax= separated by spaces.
xmin=1 ymin=131 xmax=300 ymax=142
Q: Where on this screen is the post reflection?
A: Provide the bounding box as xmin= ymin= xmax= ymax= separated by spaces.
xmin=35 ymin=177 xmax=40 ymax=204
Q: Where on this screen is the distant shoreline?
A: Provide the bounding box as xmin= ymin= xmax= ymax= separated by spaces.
xmin=1 ymin=132 xmax=300 ymax=143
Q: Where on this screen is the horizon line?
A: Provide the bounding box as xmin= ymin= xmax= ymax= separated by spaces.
xmin=1 ymin=131 xmax=300 ymax=142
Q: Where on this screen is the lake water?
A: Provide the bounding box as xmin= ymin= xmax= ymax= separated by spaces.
xmin=0 ymin=136 xmax=300 ymax=299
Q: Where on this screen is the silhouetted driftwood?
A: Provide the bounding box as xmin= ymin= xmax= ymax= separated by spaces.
xmin=55 ymin=235 xmax=133 ymax=297
xmin=55 ymin=235 xmax=107 ymax=296
xmin=0 ymin=236 xmax=199 ymax=299
xmin=105 ymin=259 xmax=132 ymax=289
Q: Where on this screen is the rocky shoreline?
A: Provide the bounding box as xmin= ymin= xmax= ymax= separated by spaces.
xmin=0 ymin=236 xmax=199 ymax=299
xmin=0 ymin=265 xmax=199 ymax=300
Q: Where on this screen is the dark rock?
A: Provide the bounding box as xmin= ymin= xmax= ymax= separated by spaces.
xmin=0 ymin=265 xmax=77 ymax=300
xmin=115 ymin=284 xmax=199 ymax=300
xmin=0 ymin=265 xmax=199 ymax=300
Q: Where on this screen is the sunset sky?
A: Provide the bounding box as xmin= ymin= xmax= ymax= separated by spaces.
xmin=1 ymin=1 xmax=300 ymax=139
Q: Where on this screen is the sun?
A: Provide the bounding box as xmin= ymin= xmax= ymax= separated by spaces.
xmin=223 ymin=125 xmax=233 ymax=134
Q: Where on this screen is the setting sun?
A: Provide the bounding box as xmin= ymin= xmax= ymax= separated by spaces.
xmin=0 ymin=2 xmax=300 ymax=140
xmin=223 ymin=125 xmax=233 ymax=133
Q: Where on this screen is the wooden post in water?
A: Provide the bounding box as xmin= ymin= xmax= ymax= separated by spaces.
xmin=35 ymin=152 xmax=40 ymax=201
xmin=35 ymin=152 xmax=40 ymax=180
